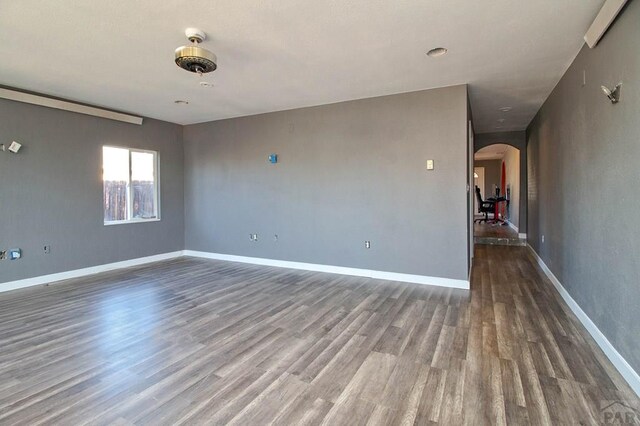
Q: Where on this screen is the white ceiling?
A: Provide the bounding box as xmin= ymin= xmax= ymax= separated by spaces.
xmin=0 ymin=0 xmax=603 ymax=130
xmin=475 ymin=144 xmax=511 ymax=161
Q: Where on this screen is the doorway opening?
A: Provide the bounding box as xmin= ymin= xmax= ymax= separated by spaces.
xmin=473 ymin=144 xmax=524 ymax=245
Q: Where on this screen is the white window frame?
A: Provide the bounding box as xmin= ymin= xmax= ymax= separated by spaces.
xmin=103 ymin=146 xmax=161 ymax=226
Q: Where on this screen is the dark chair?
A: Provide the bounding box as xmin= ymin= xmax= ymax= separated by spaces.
xmin=474 ymin=186 xmax=495 ymax=223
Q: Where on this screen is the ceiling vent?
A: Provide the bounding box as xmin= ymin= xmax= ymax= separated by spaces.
xmin=175 ymin=28 xmax=217 ymax=75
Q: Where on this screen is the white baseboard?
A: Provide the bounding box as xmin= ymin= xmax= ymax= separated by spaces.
xmin=184 ymin=250 xmax=470 ymax=290
xmin=0 ymin=251 xmax=183 ymax=294
xmin=505 ymin=220 xmax=526 ymax=239
xmin=527 ymin=244 xmax=640 ymax=397
xmin=0 ymin=250 xmax=471 ymax=294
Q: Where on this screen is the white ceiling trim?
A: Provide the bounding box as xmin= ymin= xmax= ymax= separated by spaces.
xmin=0 ymin=88 xmax=143 ymax=125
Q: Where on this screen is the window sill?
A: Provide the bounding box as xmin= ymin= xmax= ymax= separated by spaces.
xmin=104 ymin=218 xmax=161 ymax=226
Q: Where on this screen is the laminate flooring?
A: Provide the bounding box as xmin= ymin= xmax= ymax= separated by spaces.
xmin=474 ymin=222 xmax=518 ymax=239
xmin=0 ymin=246 xmax=637 ymax=425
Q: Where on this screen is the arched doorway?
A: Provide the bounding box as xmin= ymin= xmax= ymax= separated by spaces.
xmin=473 ymin=143 xmax=523 ymax=243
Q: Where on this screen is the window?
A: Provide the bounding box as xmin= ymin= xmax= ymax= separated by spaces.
xmin=103 ymin=146 xmax=159 ymax=224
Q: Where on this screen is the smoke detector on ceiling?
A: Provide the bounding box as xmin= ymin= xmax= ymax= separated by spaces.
xmin=175 ymin=28 xmax=217 ymax=76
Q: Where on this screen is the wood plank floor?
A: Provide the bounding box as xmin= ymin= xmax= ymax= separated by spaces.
xmin=474 ymin=222 xmax=518 ymax=239
xmin=0 ymin=246 xmax=638 ymax=425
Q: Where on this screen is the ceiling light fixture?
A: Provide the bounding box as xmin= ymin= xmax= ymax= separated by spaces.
xmin=174 ymin=100 xmax=189 ymax=105
xmin=498 ymin=106 xmax=512 ymax=112
xmin=426 ymin=47 xmax=448 ymax=57
xmin=175 ymin=28 xmax=217 ymax=76
xmin=497 ymin=118 xmax=506 ymax=123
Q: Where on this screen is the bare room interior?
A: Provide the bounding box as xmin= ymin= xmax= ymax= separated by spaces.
xmin=0 ymin=0 xmax=639 ymax=424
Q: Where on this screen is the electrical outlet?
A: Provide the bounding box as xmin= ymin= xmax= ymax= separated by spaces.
xmin=541 ymin=235 xmax=545 ymax=244
xmin=249 ymin=233 xmax=258 ymax=241
xmin=364 ymin=241 xmax=371 ymax=249
xmin=44 ymin=245 xmax=51 ymax=254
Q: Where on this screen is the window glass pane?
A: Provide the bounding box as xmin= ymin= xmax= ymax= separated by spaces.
xmin=103 ymin=147 xmax=129 ymax=222
xmin=131 ymin=151 xmax=157 ymax=219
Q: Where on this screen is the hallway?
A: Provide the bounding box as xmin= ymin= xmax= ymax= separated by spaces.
xmin=470 ymin=245 xmax=639 ymax=424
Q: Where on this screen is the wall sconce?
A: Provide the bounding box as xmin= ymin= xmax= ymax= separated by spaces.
xmin=601 ymin=83 xmax=622 ymax=104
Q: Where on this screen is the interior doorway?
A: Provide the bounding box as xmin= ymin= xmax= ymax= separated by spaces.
xmin=473 ymin=144 xmax=523 ymax=244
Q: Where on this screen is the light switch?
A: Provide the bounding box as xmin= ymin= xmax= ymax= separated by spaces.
xmin=8 ymin=141 xmax=22 ymax=153
xmin=426 ymin=159 xmax=434 ymax=170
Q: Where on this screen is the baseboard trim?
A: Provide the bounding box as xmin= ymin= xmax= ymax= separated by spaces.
xmin=1 ymin=250 xmax=471 ymax=293
xmin=527 ymin=244 xmax=640 ymax=397
xmin=507 ymin=221 xmax=527 ymax=240
xmin=184 ymin=250 xmax=470 ymax=290
xmin=0 ymin=251 xmax=183 ymax=294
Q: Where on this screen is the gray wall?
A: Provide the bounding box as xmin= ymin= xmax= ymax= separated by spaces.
xmin=0 ymin=98 xmax=184 ymax=284
xmin=474 ymin=159 xmax=501 ymax=199
xmin=503 ymin=146 xmax=520 ymax=229
xmin=475 ymin=131 xmax=527 ymax=233
xmin=184 ymin=86 xmax=470 ymax=280
xmin=526 ymin=1 xmax=640 ymax=372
